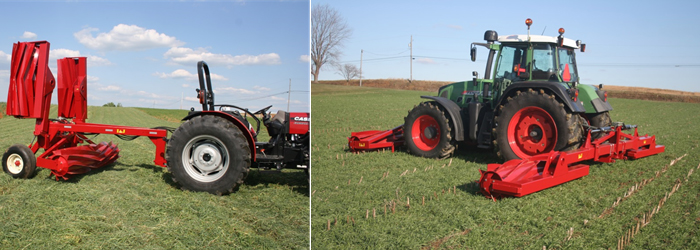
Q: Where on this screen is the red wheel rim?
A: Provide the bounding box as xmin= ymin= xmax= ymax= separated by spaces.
xmin=411 ymin=114 xmax=440 ymax=151
xmin=507 ymin=106 xmax=557 ymax=158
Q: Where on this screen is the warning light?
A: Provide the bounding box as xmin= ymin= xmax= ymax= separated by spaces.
xmin=558 ymin=28 xmax=565 ymax=35
xmin=525 ymin=18 xmax=533 ymax=28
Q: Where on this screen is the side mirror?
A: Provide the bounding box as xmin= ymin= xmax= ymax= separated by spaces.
xmin=470 ymin=46 xmax=477 ymax=62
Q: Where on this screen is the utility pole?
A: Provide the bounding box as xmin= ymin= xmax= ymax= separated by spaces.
xmin=409 ymin=35 xmax=413 ymax=82
xmin=359 ymin=49 xmax=363 ymax=87
xmin=287 ymin=78 xmax=291 ymax=112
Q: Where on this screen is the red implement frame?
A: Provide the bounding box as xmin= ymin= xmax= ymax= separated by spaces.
xmin=6 ymin=41 xmax=167 ymax=180
xmin=348 ymin=125 xmax=404 ymax=152
xmin=478 ymin=125 xmax=665 ymax=198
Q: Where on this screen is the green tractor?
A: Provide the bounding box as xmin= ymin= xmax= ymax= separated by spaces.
xmin=404 ymin=19 xmax=612 ymax=160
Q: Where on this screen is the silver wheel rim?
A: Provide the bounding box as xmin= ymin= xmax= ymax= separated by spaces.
xmin=6 ymin=153 xmax=24 ymax=174
xmin=181 ymin=135 xmax=229 ymax=182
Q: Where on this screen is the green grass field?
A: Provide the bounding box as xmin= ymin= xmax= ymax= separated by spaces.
xmin=310 ymin=83 xmax=700 ymax=249
xmin=0 ymin=105 xmax=309 ymax=249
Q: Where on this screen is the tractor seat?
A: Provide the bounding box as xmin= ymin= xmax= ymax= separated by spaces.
xmin=266 ymin=110 xmax=287 ymax=138
xmin=531 ymin=70 xmax=552 ymax=80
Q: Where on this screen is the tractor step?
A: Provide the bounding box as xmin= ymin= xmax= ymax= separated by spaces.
xmin=256 ymin=154 xmax=285 ymax=161
xmin=478 ymin=124 xmax=665 ymax=198
xmin=476 ymin=111 xmax=494 ymax=149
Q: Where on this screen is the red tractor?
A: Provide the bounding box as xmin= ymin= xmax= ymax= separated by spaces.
xmin=2 ymin=41 xmax=309 ymax=195
xmin=166 ymin=61 xmax=310 ymax=194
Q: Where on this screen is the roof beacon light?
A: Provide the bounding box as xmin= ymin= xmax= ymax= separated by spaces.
xmin=526 ymin=18 xmax=533 ymax=41
xmin=558 ymin=27 xmax=565 ymax=46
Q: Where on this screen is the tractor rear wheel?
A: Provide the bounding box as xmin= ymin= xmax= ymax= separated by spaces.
xmin=585 ymin=112 xmax=612 ymax=140
xmin=166 ymin=115 xmax=251 ymax=195
xmin=404 ymin=102 xmax=455 ymax=159
xmin=495 ymin=89 xmax=584 ymax=161
xmin=2 ymin=144 xmax=37 ymax=179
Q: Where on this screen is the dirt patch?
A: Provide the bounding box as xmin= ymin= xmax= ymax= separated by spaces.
xmin=317 ymin=79 xmax=700 ymax=103
xmin=421 ymin=229 xmax=471 ymax=250
xmin=604 ymin=85 xmax=700 ymax=103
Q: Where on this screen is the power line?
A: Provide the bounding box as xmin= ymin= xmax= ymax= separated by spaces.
xmin=340 ymin=56 xmax=406 ymax=63
xmin=413 ymin=55 xmax=470 ymax=61
xmin=580 ymin=63 xmax=700 ymax=67
xmin=363 ymin=49 xmax=409 ymax=56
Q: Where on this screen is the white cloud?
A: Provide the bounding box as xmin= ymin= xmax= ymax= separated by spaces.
xmin=182 ymin=84 xmax=190 ymax=88
xmin=213 ymin=86 xmax=256 ymax=95
xmin=164 ymin=46 xmax=280 ymax=67
xmin=270 ymin=96 xmax=286 ymax=101
xmin=446 ymin=24 xmax=463 ymax=30
xmin=299 ymin=55 xmax=310 ymax=62
xmin=0 ymin=50 xmax=10 ymax=65
xmin=184 ymin=96 xmax=199 ymax=102
xmin=136 ymin=90 xmax=165 ymax=99
xmin=50 ymin=48 xmax=112 ymax=66
xmin=98 ymin=85 xmax=122 ymax=92
xmin=74 ymin=24 xmax=184 ymax=51
xmin=415 ymin=58 xmax=436 ymax=64
xmin=87 ymin=75 xmax=100 ymax=82
xmin=21 ymin=31 xmax=37 ymax=39
xmin=154 ymin=69 xmax=228 ymax=81
xmin=253 ymin=86 xmax=271 ymax=91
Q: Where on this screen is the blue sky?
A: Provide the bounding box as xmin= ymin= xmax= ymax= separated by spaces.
xmin=313 ymin=1 xmax=700 ymax=92
xmin=0 ymin=0 xmax=310 ymax=112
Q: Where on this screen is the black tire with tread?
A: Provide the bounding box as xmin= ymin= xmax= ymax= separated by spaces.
xmin=404 ymin=102 xmax=455 ymax=159
xmin=166 ymin=115 xmax=251 ymax=195
xmin=585 ymin=112 xmax=612 ymax=139
xmin=2 ymin=144 xmax=37 ymax=179
xmin=494 ymin=89 xmax=584 ymax=161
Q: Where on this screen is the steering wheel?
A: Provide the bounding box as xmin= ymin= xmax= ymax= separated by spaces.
xmin=255 ymin=105 xmax=273 ymax=115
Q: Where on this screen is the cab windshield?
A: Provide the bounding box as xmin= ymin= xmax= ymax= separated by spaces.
xmin=494 ymin=44 xmax=527 ymax=81
xmin=531 ymin=44 xmax=556 ymax=80
xmin=558 ymin=47 xmax=578 ymax=82
xmin=495 ymin=43 xmax=579 ymax=83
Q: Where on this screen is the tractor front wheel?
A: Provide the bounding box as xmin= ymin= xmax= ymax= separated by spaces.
xmin=404 ymin=102 xmax=455 ymax=159
xmin=2 ymin=144 xmax=37 ymax=179
xmin=166 ymin=115 xmax=251 ymax=195
xmin=495 ymin=89 xmax=584 ymax=161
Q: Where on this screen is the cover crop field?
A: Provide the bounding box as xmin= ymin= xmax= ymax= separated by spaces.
xmin=0 ymin=105 xmax=309 ymax=249
xmin=310 ymin=83 xmax=700 ymax=249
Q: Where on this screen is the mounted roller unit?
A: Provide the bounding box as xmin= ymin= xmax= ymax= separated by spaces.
xmin=348 ymin=125 xmax=404 ymax=152
xmin=348 ymin=19 xmax=665 ymax=198
xmin=478 ymin=124 xmax=664 ymax=198
xmin=3 ymin=41 xmax=309 ymax=195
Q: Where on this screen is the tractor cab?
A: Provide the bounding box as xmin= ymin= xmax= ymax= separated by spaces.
xmin=494 ymin=34 xmax=581 ymax=84
xmin=469 ymin=19 xmax=586 ymax=103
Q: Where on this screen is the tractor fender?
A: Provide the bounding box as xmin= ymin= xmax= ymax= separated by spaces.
xmin=497 ymin=81 xmax=586 ymax=113
xmin=420 ymin=96 xmax=465 ymax=141
xmin=577 ymin=84 xmax=613 ymax=113
xmin=181 ymin=111 xmax=257 ymax=161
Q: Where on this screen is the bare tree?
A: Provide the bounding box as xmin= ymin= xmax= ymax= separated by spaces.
xmin=336 ymin=64 xmax=360 ymax=82
xmin=311 ymin=4 xmax=352 ymax=83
